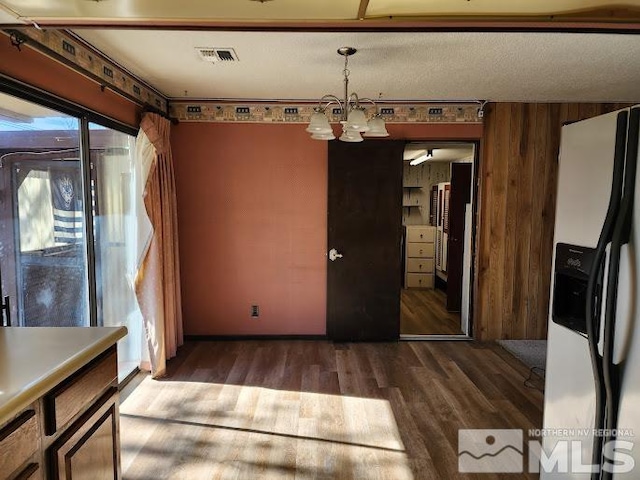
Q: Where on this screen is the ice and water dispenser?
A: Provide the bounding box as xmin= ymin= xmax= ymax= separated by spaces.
xmin=552 ymin=243 xmax=600 ymax=336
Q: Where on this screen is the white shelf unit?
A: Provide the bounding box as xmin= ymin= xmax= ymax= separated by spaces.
xmin=404 ymin=225 xmax=436 ymax=289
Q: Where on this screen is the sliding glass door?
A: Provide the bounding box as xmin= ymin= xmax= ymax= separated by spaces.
xmin=0 ymin=90 xmax=142 ymax=381
xmin=90 ymin=123 xmax=142 ymax=381
xmin=0 ymin=92 xmax=89 ymax=327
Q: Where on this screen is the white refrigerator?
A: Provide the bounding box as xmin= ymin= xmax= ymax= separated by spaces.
xmin=542 ymin=106 xmax=640 ymax=479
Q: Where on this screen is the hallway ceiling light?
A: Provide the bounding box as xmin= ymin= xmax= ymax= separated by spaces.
xmin=409 ymin=149 xmax=434 ymax=166
xmin=306 ymin=47 xmax=388 ymax=142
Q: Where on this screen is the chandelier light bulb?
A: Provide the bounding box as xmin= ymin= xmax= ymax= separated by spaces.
xmin=305 ymin=111 xmax=332 ymax=133
xmin=311 ymin=131 xmax=336 ymax=140
xmin=344 ymin=108 xmax=370 ymax=132
xmin=363 ymin=116 xmax=389 ymax=137
xmin=339 ymin=127 xmax=364 ymax=143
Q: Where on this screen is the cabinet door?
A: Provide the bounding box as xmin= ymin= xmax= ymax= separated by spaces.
xmin=49 ymin=391 xmax=120 ymax=480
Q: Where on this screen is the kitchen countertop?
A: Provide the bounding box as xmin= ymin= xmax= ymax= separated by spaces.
xmin=0 ymin=326 xmax=127 ymax=425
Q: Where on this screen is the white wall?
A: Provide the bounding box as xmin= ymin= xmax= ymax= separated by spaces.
xmin=402 ymin=161 xmax=451 ymax=225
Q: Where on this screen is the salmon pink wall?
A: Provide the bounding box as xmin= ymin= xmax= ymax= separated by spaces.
xmin=0 ymin=36 xmax=140 ymax=127
xmin=172 ymin=121 xmax=482 ymax=336
xmin=172 ymin=123 xmax=328 ymax=335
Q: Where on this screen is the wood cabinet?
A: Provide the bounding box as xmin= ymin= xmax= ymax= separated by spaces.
xmin=404 ymin=225 xmax=436 ymax=289
xmin=0 ymin=406 xmax=41 ymax=480
xmin=0 ymin=346 xmax=120 ymax=480
xmin=49 ymin=390 xmax=119 ymax=480
xmin=44 ymin=350 xmax=117 ymax=436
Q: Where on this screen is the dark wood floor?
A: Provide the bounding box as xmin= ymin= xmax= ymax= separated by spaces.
xmin=400 ymin=288 xmax=462 ymax=335
xmin=120 ymin=341 xmax=542 ymax=479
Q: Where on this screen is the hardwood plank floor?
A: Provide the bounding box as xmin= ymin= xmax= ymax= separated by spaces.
xmin=120 ymin=341 xmax=542 ymax=480
xmin=400 ymin=288 xmax=462 ymax=335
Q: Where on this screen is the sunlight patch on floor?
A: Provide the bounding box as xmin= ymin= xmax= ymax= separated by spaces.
xmin=119 ymin=378 xmax=413 ymax=480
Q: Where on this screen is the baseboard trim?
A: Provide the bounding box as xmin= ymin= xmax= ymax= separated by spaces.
xmin=184 ymin=334 xmax=329 ymax=341
xmin=400 ymin=334 xmax=472 ymax=341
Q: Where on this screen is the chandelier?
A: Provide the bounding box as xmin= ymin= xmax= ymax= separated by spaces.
xmin=305 ymin=47 xmax=389 ymax=142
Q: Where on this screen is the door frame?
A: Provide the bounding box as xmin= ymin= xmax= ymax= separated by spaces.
xmin=399 ymin=139 xmax=481 ymax=340
xmin=8 ymin=157 xmax=86 ymax=326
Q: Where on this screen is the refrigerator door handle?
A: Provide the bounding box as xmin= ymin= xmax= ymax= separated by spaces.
xmin=600 ymin=107 xmax=640 ymax=480
xmin=585 ymin=109 xmax=629 ymax=479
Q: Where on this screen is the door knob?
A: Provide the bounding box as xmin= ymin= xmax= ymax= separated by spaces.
xmin=329 ymin=248 xmax=343 ymax=261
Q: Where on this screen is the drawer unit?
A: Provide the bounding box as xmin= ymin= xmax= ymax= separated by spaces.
xmin=406 ymin=273 xmax=435 ymax=289
xmin=407 ymin=242 xmax=434 ymax=259
xmin=407 ymin=226 xmax=435 ymax=243
xmin=44 ymin=349 xmax=117 ymax=435
xmin=0 ymin=408 xmax=40 ymax=480
xmin=407 ymin=258 xmax=434 ymax=274
xmin=405 ymin=225 xmax=436 ymax=289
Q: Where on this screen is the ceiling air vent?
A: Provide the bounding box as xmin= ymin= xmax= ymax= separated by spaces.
xmin=196 ymin=47 xmax=239 ymax=63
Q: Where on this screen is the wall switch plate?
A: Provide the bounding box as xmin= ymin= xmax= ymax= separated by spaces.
xmin=251 ymin=305 xmax=259 ymax=317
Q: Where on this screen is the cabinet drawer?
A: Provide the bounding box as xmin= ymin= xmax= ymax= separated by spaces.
xmin=407 ymin=258 xmax=434 ymax=274
xmin=407 ymin=226 xmax=435 ymax=243
xmin=0 ymin=410 xmax=39 ymax=480
xmin=407 ymin=242 xmax=434 ymax=258
xmin=45 ymin=348 xmax=117 ymax=435
xmin=406 ymin=273 xmax=435 ymax=289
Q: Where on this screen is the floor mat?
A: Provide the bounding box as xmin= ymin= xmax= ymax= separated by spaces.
xmin=497 ymin=339 xmax=547 ymax=377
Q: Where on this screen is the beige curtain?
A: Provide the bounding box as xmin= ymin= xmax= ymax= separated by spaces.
xmin=135 ymin=112 xmax=183 ymax=378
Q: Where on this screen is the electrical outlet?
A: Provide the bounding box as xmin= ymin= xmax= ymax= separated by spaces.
xmin=251 ymin=305 xmax=259 ymax=318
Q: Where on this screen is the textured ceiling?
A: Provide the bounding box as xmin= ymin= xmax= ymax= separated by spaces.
xmin=0 ymin=0 xmax=357 ymax=23
xmin=366 ymin=0 xmax=640 ymax=18
xmin=74 ymin=29 xmax=640 ymax=102
xmin=0 ymin=4 xmax=21 ymax=24
xmin=1 ymin=0 xmax=640 ymax=24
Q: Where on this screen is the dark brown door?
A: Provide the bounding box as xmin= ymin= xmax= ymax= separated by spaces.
xmin=327 ymin=140 xmax=404 ymax=341
xmin=446 ymin=162 xmax=473 ymax=312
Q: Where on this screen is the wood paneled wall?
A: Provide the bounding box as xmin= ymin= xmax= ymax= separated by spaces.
xmin=475 ymin=102 xmax=633 ymax=341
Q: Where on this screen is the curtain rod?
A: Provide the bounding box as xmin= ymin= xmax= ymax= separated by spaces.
xmin=142 ymin=104 xmax=179 ymax=125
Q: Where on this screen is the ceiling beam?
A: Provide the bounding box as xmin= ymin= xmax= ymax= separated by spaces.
xmin=12 ymin=19 xmax=640 ymax=33
xmin=357 ymin=0 xmax=370 ymax=21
